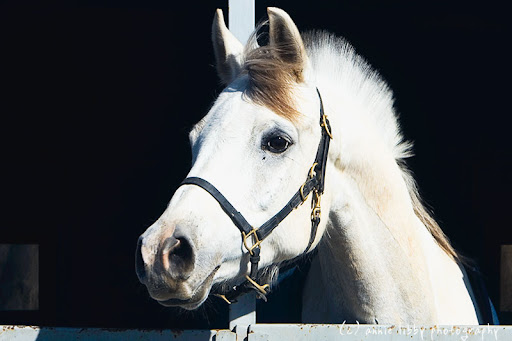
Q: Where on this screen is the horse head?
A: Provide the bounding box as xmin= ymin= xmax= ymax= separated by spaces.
xmin=136 ymin=8 xmax=331 ymax=310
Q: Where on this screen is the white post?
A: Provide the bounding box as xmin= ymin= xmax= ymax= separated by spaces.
xmin=227 ymin=2 xmax=256 ymax=338
xmin=228 ymin=292 xmax=256 ymax=331
xmin=228 ymin=0 xmax=255 ymax=45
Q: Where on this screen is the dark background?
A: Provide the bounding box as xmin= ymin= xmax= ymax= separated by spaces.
xmin=1 ymin=0 xmax=510 ymax=329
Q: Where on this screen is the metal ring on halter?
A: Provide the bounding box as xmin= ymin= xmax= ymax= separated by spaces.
xmin=309 ymin=162 xmax=318 ymax=178
xmin=311 ymin=206 xmax=321 ymax=221
xmin=214 ymin=294 xmax=232 ymax=304
xmin=245 ymin=275 xmax=270 ymax=295
xmin=311 ymin=191 xmax=322 ymax=220
xmin=242 ymin=229 xmax=262 ymax=255
xmin=300 ymin=162 xmax=319 ymax=203
xmin=299 ymin=183 xmax=309 ymax=203
xmin=321 ymin=115 xmax=333 ymax=139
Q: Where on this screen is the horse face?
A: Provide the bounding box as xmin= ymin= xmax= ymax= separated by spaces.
xmin=136 ymin=8 xmax=328 ymax=309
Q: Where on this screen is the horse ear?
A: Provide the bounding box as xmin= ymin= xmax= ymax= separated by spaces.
xmin=267 ymin=7 xmax=307 ymax=79
xmin=212 ymin=9 xmax=244 ymax=85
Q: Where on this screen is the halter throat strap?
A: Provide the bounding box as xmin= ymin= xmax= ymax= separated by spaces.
xmin=179 ymin=88 xmax=331 ymax=303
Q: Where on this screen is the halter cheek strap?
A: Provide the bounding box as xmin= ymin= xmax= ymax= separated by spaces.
xmin=179 ymin=88 xmax=332 ymax=303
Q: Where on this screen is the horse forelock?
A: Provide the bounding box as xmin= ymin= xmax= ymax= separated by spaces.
xmin=240 ymin=24 xmax=304 ymax=122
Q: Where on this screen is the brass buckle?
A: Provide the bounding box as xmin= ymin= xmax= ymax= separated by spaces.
xmin=245 ymin=275 xmax=270 ymax=295
xmin=309 ymin=162 xmax=318 ymax=178
xmin=321 ymin=115 xmax=333 ymax=139
xmin=300 ymin=163 xmax=319 ymax=204
xmin=299 ymin=183 xmax=309 ymax=203
xmin=242 ymin=229 xmax=262 ymax=255
xmin=311 ymin=191 xmax=321 ymax=220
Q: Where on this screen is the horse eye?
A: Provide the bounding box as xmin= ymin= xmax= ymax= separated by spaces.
xmin=265 ymin=136 xmax=290 ymax=153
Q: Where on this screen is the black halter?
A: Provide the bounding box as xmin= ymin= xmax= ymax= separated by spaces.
xmin=179 ymin=88 xmax=332 ymax=303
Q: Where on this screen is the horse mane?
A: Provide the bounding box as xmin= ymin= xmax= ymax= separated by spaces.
xmin=400 ymin=162 xmax=460 ymax=261
xmin=241 ymin=27 xmax=460 ymax=262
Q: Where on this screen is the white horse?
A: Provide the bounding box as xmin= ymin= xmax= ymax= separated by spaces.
xmin=136 ymin=7 xmax=484 ymax=325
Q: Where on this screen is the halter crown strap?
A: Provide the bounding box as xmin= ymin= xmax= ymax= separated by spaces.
xmin=179 ymin=88 xmax=331 ymax=303
xmin=314 ymin=87 xmax=331 ymax=195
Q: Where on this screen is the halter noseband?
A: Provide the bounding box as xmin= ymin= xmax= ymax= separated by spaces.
xmin=179 ymin=88 xmax=332 ymax=303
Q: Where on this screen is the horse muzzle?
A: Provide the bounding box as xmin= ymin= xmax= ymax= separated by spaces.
xmin=136 ymin=233 xmax=218 ymax=309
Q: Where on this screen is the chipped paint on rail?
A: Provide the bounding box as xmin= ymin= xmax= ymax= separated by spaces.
xmin=248 ymin=324 xmax=512 ymax=340
xmin=0 ymin=326 xmax=236 ymax=341
xmin=2 ymin=324 xmax=512 ymax=340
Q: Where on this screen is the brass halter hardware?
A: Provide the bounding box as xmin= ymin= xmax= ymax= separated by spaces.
xmin=242 ymin=229 xmax=262 ymax=256
xmin=242 ymin=230 xmax=270 ymax=296
xmin=214 ymin=294 xmax=232 ymax=304
xmin=299 ymin=183 xmax=309 ymax=203
xmin=311 ymin=190 xmax=322 ymax=221
xmin=309 ymin=162 xmax=318 ymax=178
xmin=321 ymin=114 xmax=333 ymax=139
xmin=300 ymin=163 xmax=318 ymax=203
xmin=245 ymin=275 xmax=270 ymax=295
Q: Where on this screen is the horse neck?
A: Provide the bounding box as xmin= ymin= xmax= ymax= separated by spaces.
xmin=301 ymin=51 xmax=478 ymax=324
xmin=302 ymin=89 xmax=443 ymax=323
xmin=305 ymin=164 xmax=440 ymax=323
xmin=304 ymin=140 xmax=482 ymax=324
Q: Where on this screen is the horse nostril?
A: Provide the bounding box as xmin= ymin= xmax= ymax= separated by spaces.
xmin=162 ymin=236 xmax=195 ymax=280
xmin=135 ymin=237 xmax=147 ymax=283
xmin=162 ymin=236 xmax=180 ymax=254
